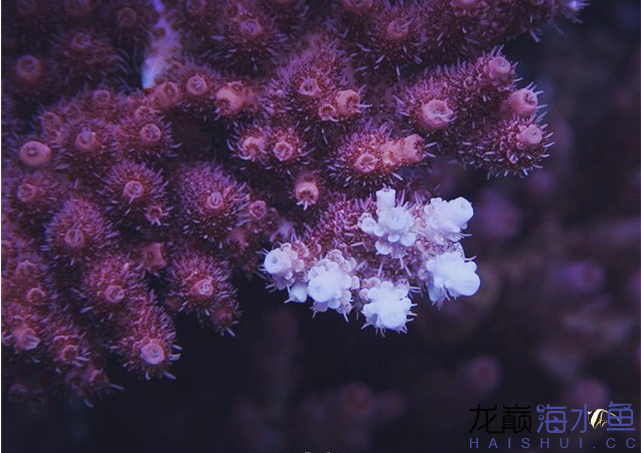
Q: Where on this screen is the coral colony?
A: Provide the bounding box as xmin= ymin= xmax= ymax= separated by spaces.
xmin=2 ymin=0 xmax=585 ymax=401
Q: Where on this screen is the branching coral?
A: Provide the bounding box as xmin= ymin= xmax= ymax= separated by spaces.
xmin=2 ymin=0 xmax=586 ymax=401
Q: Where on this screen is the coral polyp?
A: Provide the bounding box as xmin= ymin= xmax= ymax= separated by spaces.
xmin=2 ymin=0 xmax=586 ymax=402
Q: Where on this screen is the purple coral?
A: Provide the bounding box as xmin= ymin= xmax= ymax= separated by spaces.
xmin=2 ymin=0 xmax=587 ymax=402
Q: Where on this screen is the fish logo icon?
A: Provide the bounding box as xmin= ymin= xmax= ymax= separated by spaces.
xmin=587 ymin=409 xmax=620 ymax=428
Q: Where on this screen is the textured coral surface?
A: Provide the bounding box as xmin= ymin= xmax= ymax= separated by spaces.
xmin=3 ymin=1 xmax=639 ymax=452
xmin=3 ymin=0 xmax=588 ymax=401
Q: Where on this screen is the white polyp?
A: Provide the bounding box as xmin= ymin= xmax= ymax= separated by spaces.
xmin=400 ymin=232 xmax=416 ymax=247
xmin=361 ymin=190 xmax=418 ymax=257
xmin=378 ymin=206 xmax=414 ymax=234
xmin=361 ymin=281 xmax=413 ymax=332
xmin=375 ymin=240 xmax=393 ymax=255
xmin=305 ymin=250 xmax=358 ymax=315
xmin=308 ymin=269 xmax=342 ymax=305
xmin=376 ymin=188 xmax=396 ymax=211
xmin=422 ymin=197 xmax=474 ymax=244
xmin=426 ymin=251 xmax=480 ymax=304
xmin=287 ymin=282 xmax=308 ymax=303
xmin=264 ymin=249 xmax=293 ymax=277
xmin=377 ymin=307 xmax=406 ymax=331
xmin=445 ymin=197 xmax=474 ymax=227
xmin=359 ymin=214 xmax=379 ymax=234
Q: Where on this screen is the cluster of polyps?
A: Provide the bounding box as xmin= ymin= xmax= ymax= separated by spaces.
xmin=263 ymin=188 xmax=480 ymax=333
